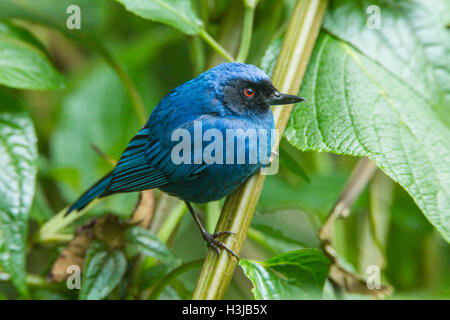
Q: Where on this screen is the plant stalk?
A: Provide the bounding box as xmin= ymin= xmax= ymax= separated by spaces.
xmin=317 ymin=158 xmax=392 ymax=298
xmin=189 ymin=36 xmax=206 ymax=75
xmin=156 ymin=201 xmax=187 ymax=243
xmin=236 ymin=3 xmax=256 ymax=62
xmin=318 ymin=157 xmax=378 ymax=243
xmin=192 ymin=0 xmax=329 ymax=300
xmin=199 ymin=29 xmax=235 ymax=62
xmin=0 ymin=273 xmax=56 ymax=289
xmin=148 ymin=259 xmax=204 ymax=300
xmin=205 ymin=201 xmax=221 ymax=233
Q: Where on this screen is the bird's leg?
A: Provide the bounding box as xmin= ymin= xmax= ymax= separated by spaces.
xmin=184 ymin=201 xmax=239 ymax=259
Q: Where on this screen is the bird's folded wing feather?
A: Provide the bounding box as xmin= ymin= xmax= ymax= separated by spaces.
xmin=145 ymin=118 xmax=210 ymax=182
xmin=106 ymin=121 xmax=208 ymax=194
xmin=105 ymin=126 xmax=170 ymax=194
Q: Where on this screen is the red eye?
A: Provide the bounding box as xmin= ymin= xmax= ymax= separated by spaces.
xmin=244 ymin=88 xmax=255 ymax=97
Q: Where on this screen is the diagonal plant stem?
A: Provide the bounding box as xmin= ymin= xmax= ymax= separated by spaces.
xmin=199 ymin=29 xmax=235 ymax=62
xmin=318 ymin=157 xmax=392 ymax=299
xmin=192 ymin=0 xmax=329 ymax=300
xmin=148 ymin=259 xmax=204 ymax=300
xmin=319 ymin=157 xmax=378 ymax=244
xmin=90 ymin=40 xmax=147 ymax=125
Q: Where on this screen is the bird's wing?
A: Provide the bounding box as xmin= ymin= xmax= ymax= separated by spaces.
xmin=145 ymin=118 xmax=211 ymax=182
xmin=104 ymin=126 xmax=170 ymax=194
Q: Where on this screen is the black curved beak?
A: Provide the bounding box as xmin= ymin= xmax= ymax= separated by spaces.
xmin=269 ymin=90 xmax=306 ymax=105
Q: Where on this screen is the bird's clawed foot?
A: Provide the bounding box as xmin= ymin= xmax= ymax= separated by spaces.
xmin=184 ymin=201 xmax=239 ymax=260
xmin=201 ymin=230 xmax=239 ymax=260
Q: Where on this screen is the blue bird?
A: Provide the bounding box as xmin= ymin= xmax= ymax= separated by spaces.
xmin=67 ymin=62 xmax=305 ymax=257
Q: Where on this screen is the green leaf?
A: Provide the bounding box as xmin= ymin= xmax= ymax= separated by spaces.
xmin=0 ymin=22 xmax=64 ymax=90
xmin=79 ymin=241 xmax=127 ymax=300
xmin=249 ymin=224 xmax=305 ymax=254
xmin=323 ymin=0 xmax=450 ymax=125
xmin=386 ymin=186 xmax=435 ymax=289
xmin=0 ymin=0 xmax=109 ymax=35
xmin=125 ymin=226 xmax=177 ymax=264
xmin=239 ymin=249 xmax=330 ymax=299
xmin=29 ymin=184 xmax=54 ymax=226
xmin=259 ymin=0 xmax=450 ymax=242
xmin=285 ymin=31 xmax=450 ymax=242
xmin=31 ymin=289 xmax=70 ymax=300
xmin=115 ymin=0 xmax=203 ymax=35
xmin=0 ymin=96 xmax=37 ymax=297
xmin=139 ymin=263 xmax=172 ymax=288
xmin=279 ymin=140 xmax=310 ymax=183
xmin=259 ymin=36 xmax=283 ymax=76
xmin=258 ymin=172 xmax=356 ymax=217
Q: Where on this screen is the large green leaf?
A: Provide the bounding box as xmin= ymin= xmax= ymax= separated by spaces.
xmin=281 ymin=0 xmax=450 ymax=242
xmin=323 ymin=0 xmax=450 ymax=125
xmin=115 ymin=0 xmax=203 ymax=35
xmin=79 ymin=241 xmax=127 ymax=300
xmin=249 ymin=224 xmax=305 ymax=255
xmin=239 ymin=249 xmax=330 ymax=299
xmin=260 ymin=36 xmax=283 ymax=76
xmin=0 ymin=0 xmax=109 ymax=35
xmin=125 ymin=226 xmax=177 ymax=265
xmin=0 ymin=22 xmax=64 ymax=90
xmin=0 ymin=97 xmax=38 ymax=297
xmin=285 ymin=32 xmax=450 ymax=242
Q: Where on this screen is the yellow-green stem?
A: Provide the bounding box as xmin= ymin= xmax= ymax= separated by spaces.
xmin=205 ymin=201 xmax=221 ymax=233
xmin=192 ymin=0 xmax=329 ymax=300
xmin=37 ymin=199 xmax=101 ymax=242
xmin=236 ymin=4 xmax=256 ymax=62
xmin=148 ymin=259 xmax=204 ymax=300
xmin=189 ymin=36 xmax=206 ymax=75
xmin=157 ymin=201 xmax=187 ymax=243
xmin=0 ymin=273 xmax=51 ymax=288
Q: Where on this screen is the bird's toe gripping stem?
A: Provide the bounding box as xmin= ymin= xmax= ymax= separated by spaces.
xmin=184 ymin=201 xmax=239 ymax=260
xmin=202 ymin=231 xmax=239 ymax=260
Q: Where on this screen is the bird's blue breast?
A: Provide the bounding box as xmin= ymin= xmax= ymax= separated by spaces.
xmin=158 ymin=113 xmax=275 ymax=203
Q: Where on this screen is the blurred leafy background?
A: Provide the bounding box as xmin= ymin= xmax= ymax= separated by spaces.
xmin=0 ymin=0 xmax=449 ymax=300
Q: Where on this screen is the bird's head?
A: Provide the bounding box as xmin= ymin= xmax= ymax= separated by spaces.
xmin=204 ymin=62 xmax=306 ymax=117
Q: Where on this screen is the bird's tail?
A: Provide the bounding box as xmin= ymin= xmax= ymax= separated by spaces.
xmin=66 ymin=171 xmax=113 ymax=215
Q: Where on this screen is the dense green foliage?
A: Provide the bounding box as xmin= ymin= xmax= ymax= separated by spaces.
xmin=0 ymin=0 xmax=448 ymax=300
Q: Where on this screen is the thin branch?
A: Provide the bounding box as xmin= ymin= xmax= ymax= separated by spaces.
xmin=317 ymin=157 xmax=393 ymax=299
xmin=88 ymin=40 xmax=147 ymax=125
xmin=319 ymin=157 xmax=378 ymax=243
xmin=90 ymin=143 xmax=117 ymax=167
